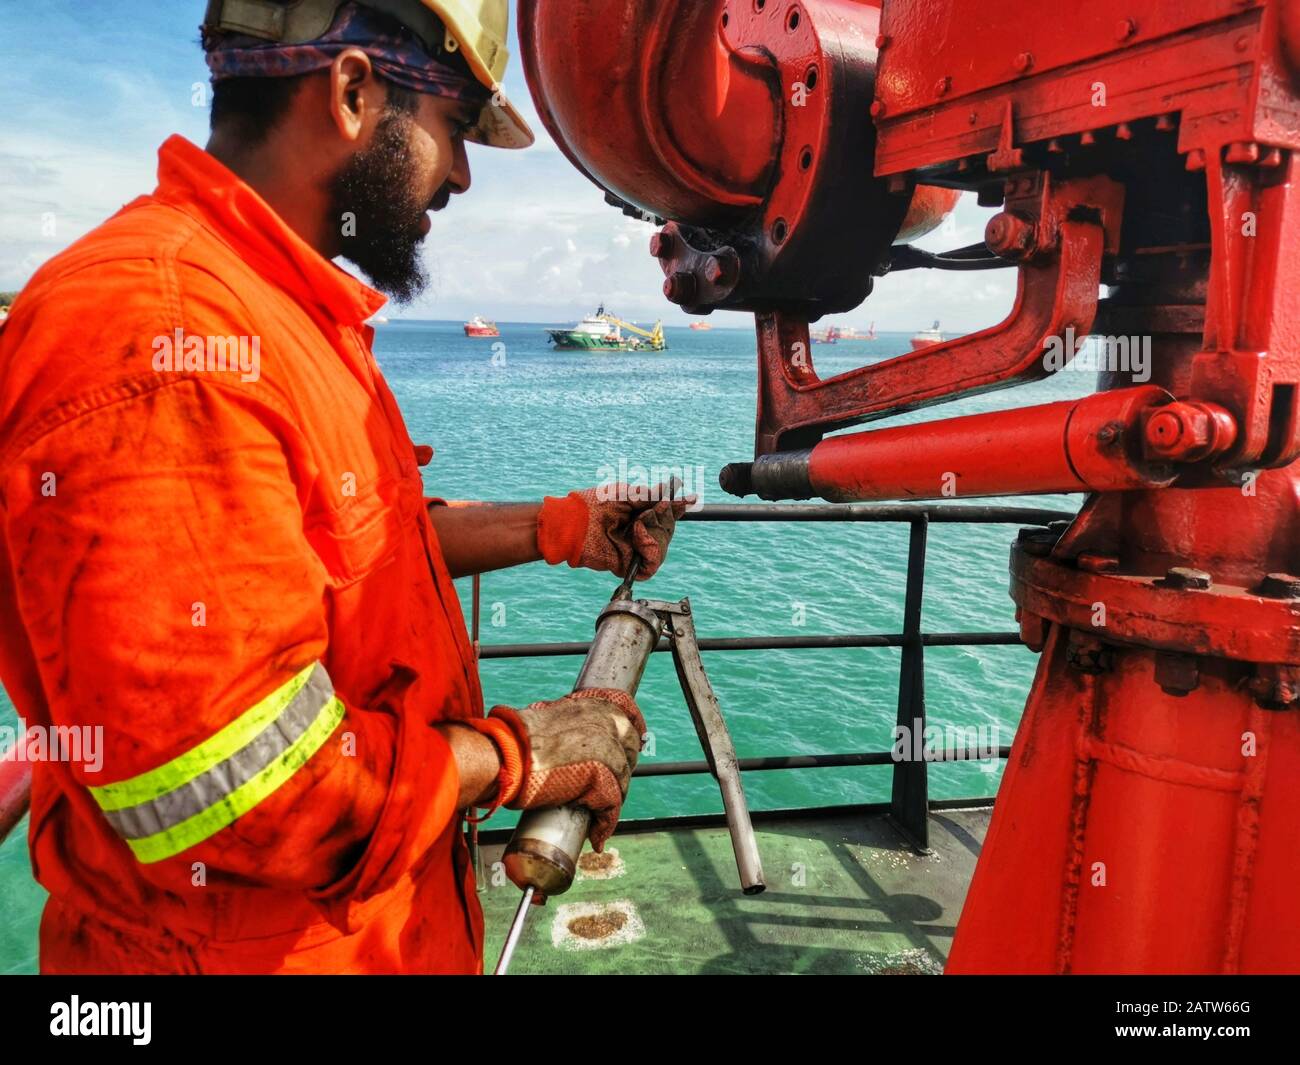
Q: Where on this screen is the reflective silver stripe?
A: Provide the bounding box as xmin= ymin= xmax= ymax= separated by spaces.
xmin=101 ymin=663 xmax=335 ymax=841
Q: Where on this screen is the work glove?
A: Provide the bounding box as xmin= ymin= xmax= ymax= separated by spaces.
xmin=470 ymin=688 xmax=645 ymax=851
xmin=536 ymin=482 xmax=692 ymax=580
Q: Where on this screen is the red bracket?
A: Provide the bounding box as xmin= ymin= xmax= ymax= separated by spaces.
xmin=753 ymin=173 xmax=1125 ymax=455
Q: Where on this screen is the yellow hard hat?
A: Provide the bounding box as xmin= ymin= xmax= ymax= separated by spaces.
xmin=203 ymin=0 xmax=535 ymax=149
xmin=418 ymin=0 xmax=534 ymax=149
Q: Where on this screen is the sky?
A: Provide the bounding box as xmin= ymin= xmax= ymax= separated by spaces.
xmin=0 ymin=1 xmax=1016 ymax=331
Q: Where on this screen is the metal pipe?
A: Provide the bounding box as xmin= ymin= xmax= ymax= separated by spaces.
xmin=494 ymin=885 xmax=535 ymax=975
xmin=683 ymin=502 xmax=1073 ymax=523
xmin=633 ymin=746 xmax=1013 ymax=777
xmin=492 ymin=502 xmax=1074 ymax=523
xmin=479 ymin=630 xmax=1023 ymax=659
xmin=891 ymin=519 xmax=930 ymax=847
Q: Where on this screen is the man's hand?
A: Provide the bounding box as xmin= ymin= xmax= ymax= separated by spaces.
xmin=536 ymin=484 xmax=692 ymax=579
xmin=489 ymin=688 xmax=645 ymax=851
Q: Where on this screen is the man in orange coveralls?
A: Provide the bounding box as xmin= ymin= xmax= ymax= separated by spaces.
xmin=0 ymin=0 xmax=686 ymax=974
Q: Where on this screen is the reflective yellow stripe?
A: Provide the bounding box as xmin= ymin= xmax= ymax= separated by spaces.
xmin=89 ymin=663 xmax=318 ymax=813
xmin=124 ymin=695 xmax=344 ymax=864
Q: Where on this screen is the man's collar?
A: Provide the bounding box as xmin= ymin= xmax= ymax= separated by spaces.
xmin=151 ymin=135 xmax=388 ymax=327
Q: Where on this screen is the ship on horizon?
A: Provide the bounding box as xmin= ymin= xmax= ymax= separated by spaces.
xmin=911 ymin=320 xmax=944 ymax=350
xmin=464 ymin=315 xmax=500 ymax=338
xmin=837 ymin=321 xmax=877 ymax=341
xmin=546 ymin=305 xmax=666 ymax=352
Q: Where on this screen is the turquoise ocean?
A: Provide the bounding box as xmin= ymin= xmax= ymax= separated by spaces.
xmin=0 ymin=321 xmax=1091 ymax=972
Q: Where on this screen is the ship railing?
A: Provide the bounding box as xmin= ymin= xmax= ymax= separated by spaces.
xmin=470 ymin=501 xmax=1072 ymax=850
xmin=0 ymin=502 xmax=1070 ymax=853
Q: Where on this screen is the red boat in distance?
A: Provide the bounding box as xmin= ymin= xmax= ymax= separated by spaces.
xmin=464 ymin=315 xmax=501 ymax=338
xmin=811 ymin=326 xmax=839 ymax=344
xmin=689 ymin=321 xmax=714 ymax=331
xmin=910 ymin=320 xmax=943 ymax=350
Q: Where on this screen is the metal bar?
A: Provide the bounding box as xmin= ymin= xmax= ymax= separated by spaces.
xmin=478 ymin=630 xmax=1023 ymax=659
xmin=679 ymin=503 xmax=1073 ymax=523
xmin=890 ymin=518 xmax=931 ymax=851
xmin=468 ymin=571 xmax=483 ymax=888
xmin=473 ymin=795 xmax=998 ymax=846
xmin=667 ymin=607 xmax=765 ymax=894
xmin=634 ymin=746 xmax=1012 ymax=777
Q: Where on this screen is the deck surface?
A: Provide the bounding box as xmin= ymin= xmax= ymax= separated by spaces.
xmin=478 ymin=805 xmax=991 ymax=975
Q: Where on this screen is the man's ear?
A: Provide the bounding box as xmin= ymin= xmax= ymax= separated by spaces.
xmin=328 ymin=48 xmax=383 ymax=143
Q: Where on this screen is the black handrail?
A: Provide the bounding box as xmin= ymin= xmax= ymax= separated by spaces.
xmin=472 ymin=501 xmax=1072 ymax=851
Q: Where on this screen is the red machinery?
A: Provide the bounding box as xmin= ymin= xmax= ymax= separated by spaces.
xmin=520 ymin=0 xmax=1300 ymax=972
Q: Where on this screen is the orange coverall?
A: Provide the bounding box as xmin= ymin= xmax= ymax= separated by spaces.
xmin=0 ymin=135 xmax=487 ymax=973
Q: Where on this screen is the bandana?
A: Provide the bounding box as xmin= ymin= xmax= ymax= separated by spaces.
xmin=204 ymin=1 xmax=491 ymax=105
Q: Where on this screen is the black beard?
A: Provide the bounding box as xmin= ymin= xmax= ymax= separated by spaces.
xmin=329 ymin=110 xmax=432 ymax=305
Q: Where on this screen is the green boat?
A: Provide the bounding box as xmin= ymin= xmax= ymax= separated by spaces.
xmin=546 ymin=305 xmax=666 ymax=351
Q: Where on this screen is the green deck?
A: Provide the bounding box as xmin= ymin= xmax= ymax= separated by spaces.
xmin=478 ymin=803 xmax=991 ymax=975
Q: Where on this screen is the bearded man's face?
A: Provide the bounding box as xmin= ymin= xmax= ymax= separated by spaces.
xmin=329 ymin=103 xmax=457 ymax=304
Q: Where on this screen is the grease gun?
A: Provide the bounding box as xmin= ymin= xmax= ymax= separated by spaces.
xmin=495 ymin=561 xmax=765 ymax=974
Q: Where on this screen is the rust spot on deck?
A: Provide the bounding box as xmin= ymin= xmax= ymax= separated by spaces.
xmin=577 ymin=851 xmax=617 ymax=874
xmin=568 ymin=911 xmax=628 ymax=940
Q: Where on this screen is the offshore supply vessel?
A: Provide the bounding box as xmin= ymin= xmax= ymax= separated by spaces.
xmin=546 ymin=305 xmax=667 ymax=351
xmin=910 ymin=321 xmax=944 ymax=350
xmin=4 ymin=0 xmax=1300 ymax=978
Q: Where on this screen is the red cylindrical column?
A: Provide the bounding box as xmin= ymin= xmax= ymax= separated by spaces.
xmin=752 ymin=386 xmax=1204 ymax=501
xmin=0 ymin=746 xmax=31 ymax=847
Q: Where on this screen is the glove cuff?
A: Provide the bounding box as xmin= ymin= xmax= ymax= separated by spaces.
xmin=465 ymin=713 xmax=528 ymax=816
xmin=536 ymin=493 xmax=589 ymax=568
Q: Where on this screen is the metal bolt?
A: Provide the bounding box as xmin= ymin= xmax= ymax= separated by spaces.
xmin=1017 ymin=527 xmax=1058 ymax=558
xmin=1067 ymin=631 xmax=1113 ymax=674
xmin=1249 ymin=664 xmax=1300 ymax=709
xmin=1145 ymin=407 xmax=1208 ymax=458
xmin=1160 ymin=566 xmax=1212 ymax=590
xmin=1014 ymin=51 xmax=1034 ymax=73
xmin=1258 ymin=573 xmax=1300 ymax=599
xmin=1226 ymin=141 xmax=1261 ymax=165
xmin=663 ymin=271 xmax=698 ymax=304
xmin=1115 ymin=17 xmax=1137 ymax=41
xmin=1018 ymin=610 xmax=1049 ymax=652
xmin=1155 ymin=652 xmax=1200 ymax=696
xmin=649 ymin=232 xmax=672 ymax=258
xmin=1144 ymin=402 xmax=1235 ymax=462
xmin=870 ymin=100 xmax=886 ymax=118
xmin=934 ymin=75 xmax=951 ymax=97
xmin=875 ymin=33 xmax=891 ymax=49
xmin=703 ymin=256 xmax=727 ymax=285
xmin=984 ymin=210 xmax=1036 ymax=259
xmin=1096 ymin=424 xmax=1119 ymax=445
